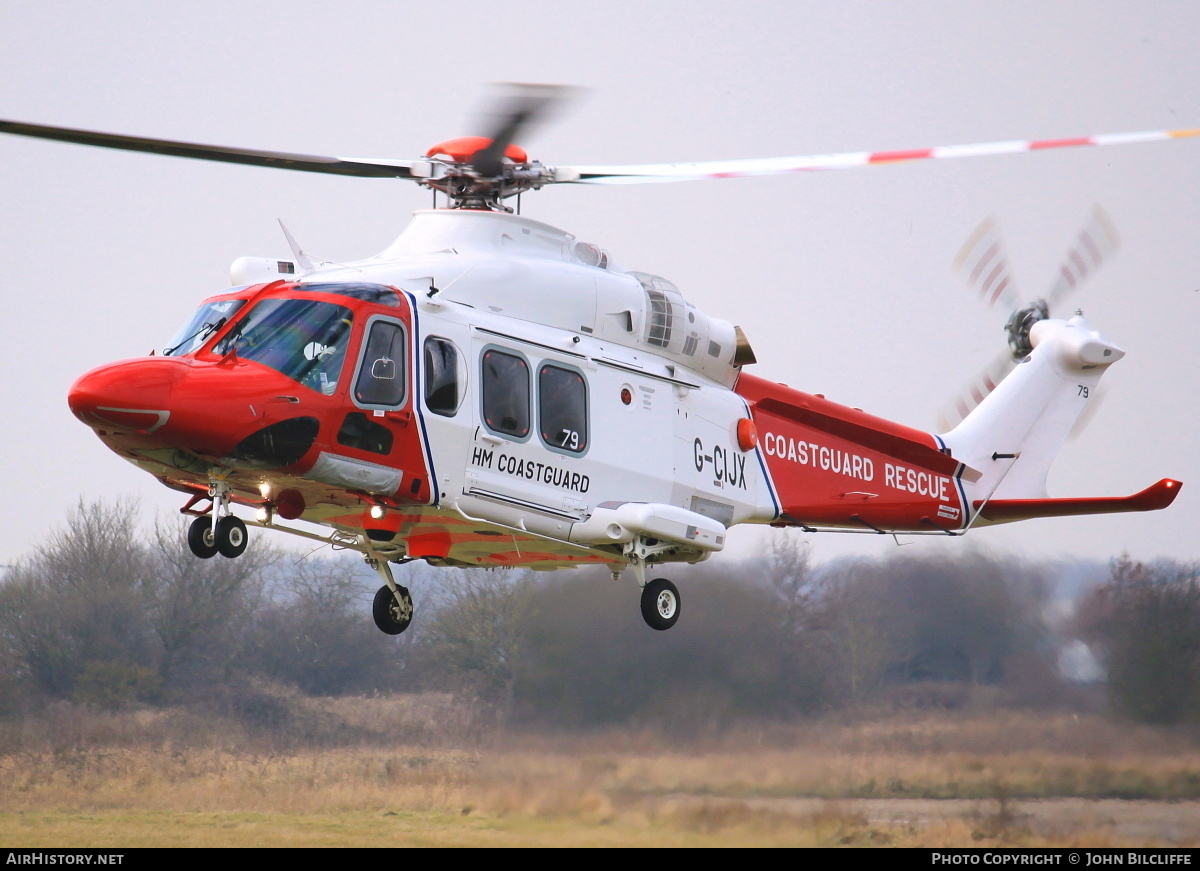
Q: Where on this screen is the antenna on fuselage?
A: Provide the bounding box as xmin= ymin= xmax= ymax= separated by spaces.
xmin=278 ymin=219 xmax=318 ymax=275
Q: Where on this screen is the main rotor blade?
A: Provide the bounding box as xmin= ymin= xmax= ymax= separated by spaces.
xmin=562 ymin=128 xmax=1200 ymax=185
xmin=470 ymin=83 xmax=575 ymax=177
xmin=0 ymin=118 xmax=416 ymax=179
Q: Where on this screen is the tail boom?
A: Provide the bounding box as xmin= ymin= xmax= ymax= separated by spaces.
xmin=737 ymin=373 xmax=975 ymax=532
xmin=737 ymin=312 xmax=1180 ymax=536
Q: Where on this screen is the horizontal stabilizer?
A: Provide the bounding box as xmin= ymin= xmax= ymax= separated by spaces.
xmin=976 ymin=478 xmax=1181 ymax=523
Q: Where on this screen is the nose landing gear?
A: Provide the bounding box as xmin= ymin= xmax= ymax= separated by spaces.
xmin=185 ymin=478 xmax=250 ymax=559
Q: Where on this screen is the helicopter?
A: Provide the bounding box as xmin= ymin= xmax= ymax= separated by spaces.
xmin=0 ymin=86 xmax=1185 ymax=634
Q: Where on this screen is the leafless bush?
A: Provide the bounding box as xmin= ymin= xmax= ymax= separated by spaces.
xmin=244 ymin=556 xmax=412 ymax=696
xmin=1077 ymin=554 xmax=1200 ymax=724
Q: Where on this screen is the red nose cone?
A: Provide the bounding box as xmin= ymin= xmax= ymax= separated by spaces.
xmin=69 ymin=357 xmax=189 ymax=434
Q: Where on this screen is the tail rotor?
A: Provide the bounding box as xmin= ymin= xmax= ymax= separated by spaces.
xmin=938 ymin=206 xmax=1119 ymax=432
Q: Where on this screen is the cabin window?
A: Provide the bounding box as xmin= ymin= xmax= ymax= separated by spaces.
xmin=481 ymin=349 xmax=530 ymax=438
xmin=538 ymin=364 xmax=588 ymax=454
xmin=337 ymin=412 xmax=393 ymax=455
xmin=212 ymin=298 xmax=352 ymax=393
xmin=424 ymin=337 xmax=465 ymax=417
xmin=354 ymin=320 xmax=407 ymax=407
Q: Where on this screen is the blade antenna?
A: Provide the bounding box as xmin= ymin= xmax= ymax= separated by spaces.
xmin=278 ymin=219 xmax=318 ymax=274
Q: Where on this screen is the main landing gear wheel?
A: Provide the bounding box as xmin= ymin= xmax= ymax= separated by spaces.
xmin=373 ymin=584 xmax=414 ymax=635
xmin=640 ymin=577 xmax=681 ymax=631
xmin=187 ymin=516 xmax=218 ymax=559
xmin=216 ymin=515 xmax=248 ymax=558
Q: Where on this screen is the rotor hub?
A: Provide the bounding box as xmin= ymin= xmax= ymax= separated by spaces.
xmin=1005 ymin=299 xmax=1050 ymax=359
xmin=416 ymin=137 xmax=563 ymax=212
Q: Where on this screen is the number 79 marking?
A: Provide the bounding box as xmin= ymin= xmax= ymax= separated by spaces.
xmin=1077 ymin=385 xmax=1089 ymax=398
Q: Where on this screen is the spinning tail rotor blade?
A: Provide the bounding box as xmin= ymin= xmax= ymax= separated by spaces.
xmin=937 ymin=348 xmax=1016 ymax=432
xmin=1045 ymin=204 xmax=1120 ymax=310
xmin=953 ymin=216 xmax=1021 ymax=312
xmin=563 ymin=128 xmax=1200 ymax=185
xmin=0 ymin=118 xmax=418 ymax=178
xmin=938 ymin=207 xmax=1123 ymax=433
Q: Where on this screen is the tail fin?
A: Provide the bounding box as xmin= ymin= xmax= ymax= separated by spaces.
xmin=939 ymin=315 xmax=1121 ymax=503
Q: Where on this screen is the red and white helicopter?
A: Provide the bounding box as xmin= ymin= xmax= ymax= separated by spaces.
xmin=1 ymin=87 xmax=1185 ymax=633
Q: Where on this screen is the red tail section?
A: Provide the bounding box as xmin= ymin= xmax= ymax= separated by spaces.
xmin=737 ymin=373 xmax=975 ymax=532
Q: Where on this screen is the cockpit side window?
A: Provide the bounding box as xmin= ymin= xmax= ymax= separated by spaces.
xmin=424 ymin=337 xmax=465 ymax=417
xmin=354 ymin=320 xmax=407 ymax=407
xmin=212 ymin=298 xmax=353 ymax=393
xmin=164 ymin=298 xmax=246 ymax=356
xmin=481 ymin=348 xmax=530 ymax=439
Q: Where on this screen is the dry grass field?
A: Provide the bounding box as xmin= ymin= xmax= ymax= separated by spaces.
xmin=2 ymin=693 xmax=1199 ymax=847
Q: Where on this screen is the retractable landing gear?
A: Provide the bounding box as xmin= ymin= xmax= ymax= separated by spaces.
xmin=369 ymin=558 xmax=413 ymax=635
xmin=622 ymin=539 xmax=683 ymax=631
xmin=185 ymin=480 xmax=249 ymax=559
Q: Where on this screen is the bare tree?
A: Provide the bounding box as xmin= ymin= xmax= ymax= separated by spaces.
xmin=817 ymin=562 xmax=898 ymax=704
xmin=418 ymin=567 xmax=532 ymax=711
xmin=145 ymin=518 xmax=278 ymax=691
xmin=1079 ymin=554 xmax=1200 ymax=724
xmin=0 ymin=498 xmax=156 ymax=698
xmin=767 ymin=533 xmax=816 ymax=633
xmin=245 ymin=555 xmax=408 ymax=695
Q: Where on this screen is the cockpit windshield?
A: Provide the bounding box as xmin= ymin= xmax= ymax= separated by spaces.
xmin=212 ymin=298 xmax=354 ymax=394
xmin=163 ymin=298 xmax=246 ymax=357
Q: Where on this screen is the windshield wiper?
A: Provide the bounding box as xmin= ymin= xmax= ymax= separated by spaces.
xmin=164 ymin=317 xmax=226 ymax=356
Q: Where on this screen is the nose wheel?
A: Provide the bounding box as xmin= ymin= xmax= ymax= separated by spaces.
xmin=215 ymin=515 xmax=248 ymax=557
xmin=187 ymin=516 xmax=219 ymax=559
xmin=187 ymin=514 xmax=248 ymax=559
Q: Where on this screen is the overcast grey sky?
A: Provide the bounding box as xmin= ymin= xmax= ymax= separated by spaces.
xmin=1 ymin=1 xmax=1197 ymax=568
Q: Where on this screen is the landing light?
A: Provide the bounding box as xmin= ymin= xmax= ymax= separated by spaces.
xmin=256 ymin=506 xmax=273 ymax=523
xmin=369 ymin=505 xmax=387 ymax=521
